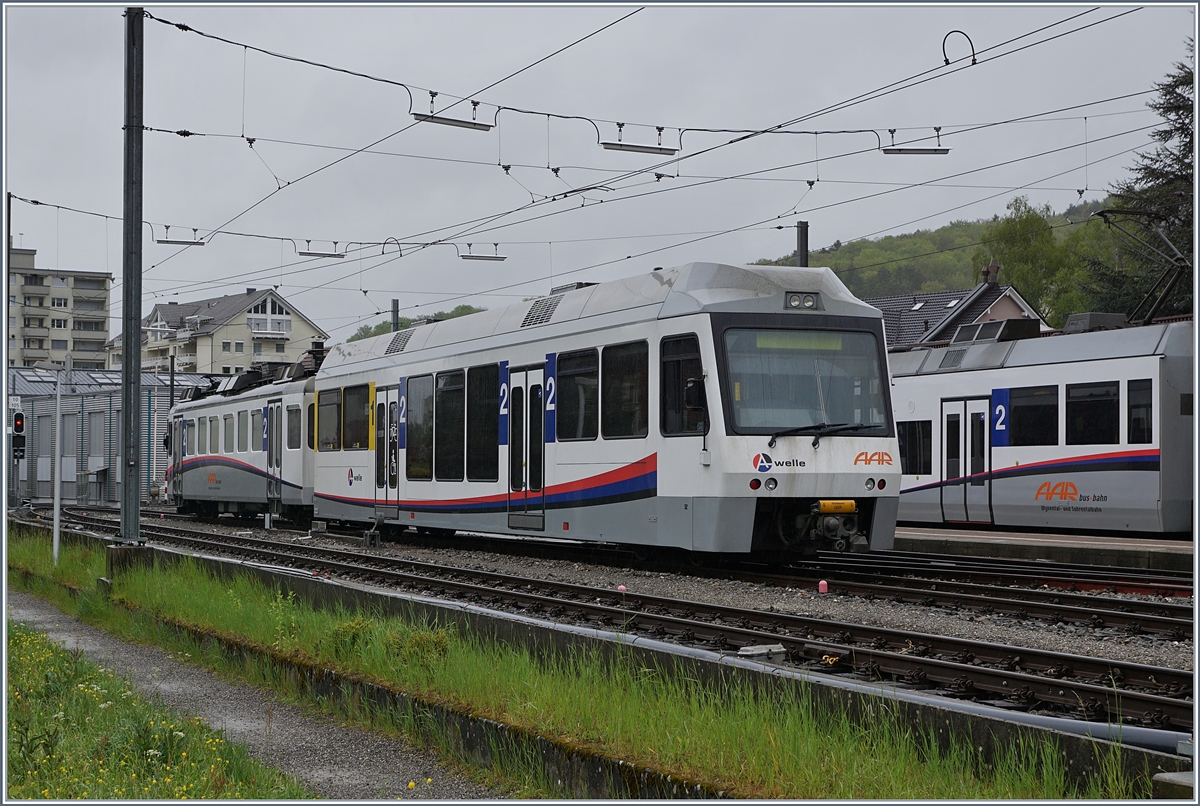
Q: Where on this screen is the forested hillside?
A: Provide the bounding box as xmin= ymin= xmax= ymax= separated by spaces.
xmin=754 ymin=198 xmax=1108 ymax=302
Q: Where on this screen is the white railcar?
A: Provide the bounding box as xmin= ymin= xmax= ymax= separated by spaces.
xmin=169 ymin=262 xmax=902 ymax=556
xmin=890 ymin=318 xmax=1193 ymax=535
xmin=168 ymin=372 xmax=314 ymax=522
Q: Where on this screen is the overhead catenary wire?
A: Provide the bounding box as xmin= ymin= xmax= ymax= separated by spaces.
xmin=135 ymin=4 xmax=1133 ymax=281
xmin=14 ymin=120 xmax=1154 ymax=314
xmin=138 ymin=7 xmax=645 ymax=274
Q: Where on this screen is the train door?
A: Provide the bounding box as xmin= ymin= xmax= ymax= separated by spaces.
xmin=375 ymin=386 xmax=399 ymax=521
xmin=169 ymin=416 xmax=184 ymax=504
xmin=940 ymin=398 xmax=992 ymax=524
xmin=266 ymin=399 xmax=283 ymax=516
xmin=508 ymin=366 xmax=545 ymax=531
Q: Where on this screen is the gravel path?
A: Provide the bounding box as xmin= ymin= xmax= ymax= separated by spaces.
xmin=6 ymin=589 xmax=504 ymax=801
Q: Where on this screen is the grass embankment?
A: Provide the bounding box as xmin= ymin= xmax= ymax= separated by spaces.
xmin=6 ymin=527 xmax=1138 ymax=799
xmin=6 ymin=621 xmax=314 ymax=799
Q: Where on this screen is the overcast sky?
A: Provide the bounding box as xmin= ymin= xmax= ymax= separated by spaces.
xmin=5 ymin=3 xmax=1195 ymax=341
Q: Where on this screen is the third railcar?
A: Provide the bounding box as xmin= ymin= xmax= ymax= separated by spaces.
xmin=169 ymin=262 xmax=902 ymax=555
xmin=890 ymin=318 xmax=1193 ymax=535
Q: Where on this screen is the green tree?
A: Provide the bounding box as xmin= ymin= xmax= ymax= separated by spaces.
xmin=973 ymin=197 xmax=1082 ymax=327
xmin=1084 ymin=39 xmax=1193 ymax=319
xmin=346 ymin=304 xmax=486 ymax=342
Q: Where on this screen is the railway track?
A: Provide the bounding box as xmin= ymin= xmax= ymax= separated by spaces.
xmin=795 ymin=551 xmax=1193 ymax=598
xmin=729 ymin=567 xmax=1192 ymax=639
xmin=22 ymin=508 xmax=1194 ymax=731
xmin=40 ymin=505 xmax=1196 ymax=637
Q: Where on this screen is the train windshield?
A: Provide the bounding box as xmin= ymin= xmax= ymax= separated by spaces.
xmin=722 ymin=328 xmax=889 ymax=433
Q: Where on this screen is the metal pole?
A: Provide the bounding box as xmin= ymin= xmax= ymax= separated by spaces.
xmin=52 ymin=368 xmax=62 ymax=565
xmin=796 ymin=221 xmax=809 ymax=268
xmin=391 ymin=299 xmax=400 ymax=332
xmin=169 ymin=352 xmax=175 ymax=408
xmin=120 ymin=7 xmax=144 ymax=543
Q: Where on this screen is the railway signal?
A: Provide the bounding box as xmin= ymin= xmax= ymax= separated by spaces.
xmin=12 ymin=411 xmax=24 ymax=433
xmin=11 ymin=435 xmax=25 ymax=460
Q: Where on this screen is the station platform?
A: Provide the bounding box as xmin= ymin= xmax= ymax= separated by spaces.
xmin=893 ymin=526 xmax=1194 ymax=574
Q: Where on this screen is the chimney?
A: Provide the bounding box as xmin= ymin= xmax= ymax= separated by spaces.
xmin=986 ymin=259 xmax=1000 ymax=285
xmin=246 ymin=287 xmax=256 ymax=294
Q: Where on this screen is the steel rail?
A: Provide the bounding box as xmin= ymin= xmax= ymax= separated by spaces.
xmin=725 ymin=568 xmax=1192 ymax=638
xmin=35 ymin=510 xmax=1191 ymax=729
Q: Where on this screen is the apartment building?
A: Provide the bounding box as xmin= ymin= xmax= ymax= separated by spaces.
xmin=7 ymin=244 xmax=112 ymax=370
xmin=107 ymin=286 xmax=328 ymax=374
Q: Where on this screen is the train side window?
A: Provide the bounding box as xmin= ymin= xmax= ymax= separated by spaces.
xmin=343 ymin=385 xmax=371 ymax=450
xmin=196 ymin=417 xmax=207 ymax=455
xmin=661 ymin=335 xmax=705 ymax=435
xmin=435 ymin=371 xmax=465 ymax=481
xmin=467 ymin=364 xmax=499 ymax=481
xmin=944 ymin=414 xmax=960 ymax=479
xmin=318 ymin=389 xmax=342 ymax=451
xmin=237 ymin=410 xmax=249 ymax=452
xmin=556 ymin=349 xmax=598 ymax=441
xmin=602 ymin=340 xmax=649 ymax=439
xmin=307 ymin=403 xmax=315 ymax=450
xmin=286 ymin=406 xmax=301 ymax=450
xmin=896 ymin=420 xmax=932 ymax=475
xmin=250 ymin=409 xmax=263 ymax=452
xmin=1127 ymin=380 xmax=1153 ymax=444
xmin=1066 ymin=381 xmax=1119 ymax=445
xmin=406 ymin=375 xmax=433 ymax=480
xmin=224 ymin=414 xmax=235 ymax=453
xmin=1181 ymin=393 xmax=1193 ymax=417
xmin=186 ymin=419 xmax=196 ymax=457
xmin=1009 ymin=385 xmax=1058 ymax=446
xmin=209 ymin=418 xmax=219 ymax=454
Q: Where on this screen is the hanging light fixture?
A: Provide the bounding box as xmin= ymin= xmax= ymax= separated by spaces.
xmin=157 ymin=226 xmax=206 ymax=246
xmin=882 ymin=127 xmax=950 ymax=155
xmin=298 ymin=240 xmax=346 ymax=258
xmin=412 ymin=92 xmax=493 ymax=131
xmin=601 ymin=124 xmax=677 ymax=155
xmin=460 ymin=243 xmax=507 ymax=261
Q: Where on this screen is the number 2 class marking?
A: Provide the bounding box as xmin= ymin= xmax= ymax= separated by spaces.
xmin=994 ymin=404 xmax=1006 ymax=430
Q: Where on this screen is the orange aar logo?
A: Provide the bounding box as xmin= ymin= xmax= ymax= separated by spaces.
xmin=207 ymin=472 xmax=218 ymax=484
xmin=853 ymin=451 xmax=893 ymax=466
xmin=1034 ymin=481 xmax=1078 ymax=501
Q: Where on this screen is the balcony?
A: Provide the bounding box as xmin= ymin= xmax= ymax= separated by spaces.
xmin=22 ymin=277 xmax=47 ymax=287
xmin=72 ymin=287 xmax=108 ymax=300
xmin=251 ymin=330 xmax=289 ymax=340
xmin=71 ymin=307 xmax=108 ymax=320
xmin=22 ymin=326 xmax=49 ymax=338
xmin=21 ymin=347 xmax=49 ymax=359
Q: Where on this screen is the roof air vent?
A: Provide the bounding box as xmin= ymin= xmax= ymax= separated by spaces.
xmin=385 ymin=330 xmax=414 ymax=355
xmin=521 ymin=295 xmax=563 ymax=328
xmin=939 ymin=349 xmax=967 ymax=369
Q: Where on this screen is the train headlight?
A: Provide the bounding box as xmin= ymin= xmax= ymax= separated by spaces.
xmin=802 ymin=294 xmax=816 ymax=308
xmin=765 ymin=477 xmax=778 ymax=491
xmin=787 ymin=293 xmax=803 ymax=309
xmin=864 ymin=478 xmax=875 ymax=490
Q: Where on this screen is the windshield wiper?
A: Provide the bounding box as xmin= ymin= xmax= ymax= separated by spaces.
xmin=767 ymin=422 xmax=876 ymax=449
